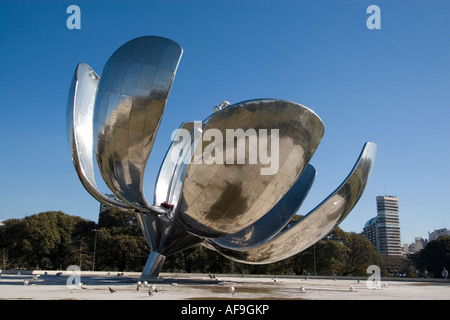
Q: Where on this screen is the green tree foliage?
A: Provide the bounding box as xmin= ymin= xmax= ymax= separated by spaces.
xmin=411 ymin=235 xmax=450 ymax=278
xmin=0 ymin=209 xmax=150 ymax=272
xmin=287 ymin=227 xmax=382 ymax=276
xmin=0 ymin=211 xmax=95 ymax=270
xmin=95 ymin=207 xmax=149 ymax=271
xmin=0 ymin=211 xmax=385 ymax=275
xmin=330 ymin=228 xmax=383 ymax=275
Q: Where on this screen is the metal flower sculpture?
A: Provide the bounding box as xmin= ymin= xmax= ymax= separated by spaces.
xmin=67 ymin=36 xmax=376 ymax=278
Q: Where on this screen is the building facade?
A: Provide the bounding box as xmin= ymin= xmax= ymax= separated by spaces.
xmin=362 ymin=196 xmax=402 ymax=256
xmin=403 ymin=237 xmax=427 ymax=253
xmin=362 ymin=217 xmax=377 ymax=248
xmin=428 ymin=228 xmax=450 ymax=241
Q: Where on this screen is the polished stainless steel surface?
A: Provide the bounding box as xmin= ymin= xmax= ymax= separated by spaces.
xmin=136 ymin=212 xmax=202 ymax=255
xmin=67 ymin=63 xmax=134 ymax=212
xmin=141 ymin=251 xmax=166 ymax=279
xmin=67 ymin=35 xmax=376 ymax=279
xmin=94 ymin=36 xmax=182 ymax=213
xmin=174 ymin=99 xmax=324 ymax=238
xmin=154 ymin=121 xmax=203 ymax=211
xmin=212 ymin=164 xmax=316 ymax=248
xmin=206 ymin=142 xmax=377 ymax=264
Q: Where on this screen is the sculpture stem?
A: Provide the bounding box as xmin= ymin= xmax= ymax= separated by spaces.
xmin=141 ymin=251 xmax=166 ymax=279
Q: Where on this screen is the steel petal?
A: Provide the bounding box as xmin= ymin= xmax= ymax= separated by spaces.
xmin=207 ymin=142 xmax=377 ymax=264
xmin=94 ymin=36 xmax=182 ymax=213
xmin=212 ymin=164 xmax=316 ymax=249
xmin=67 ymin=63 xmax=134 ymax=211
xmin=175 ymin=99 xmax=325 ymax=238
xmin=154 ymin=121 xmax=203 ymax=208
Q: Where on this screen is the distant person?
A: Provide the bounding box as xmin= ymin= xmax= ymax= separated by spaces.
xmin=442 ymin=267 xmax=448 ymax=279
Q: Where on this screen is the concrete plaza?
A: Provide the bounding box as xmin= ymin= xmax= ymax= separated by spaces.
xmin=0 ymin=270 xmax=449 ymax=300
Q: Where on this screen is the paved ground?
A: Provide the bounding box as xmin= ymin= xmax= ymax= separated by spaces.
xmin=0 ymin=270 xmax=449 ymax=300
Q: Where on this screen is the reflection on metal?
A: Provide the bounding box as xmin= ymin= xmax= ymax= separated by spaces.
xmin=206 ymin=142 xmax=377 ymax=263
xmin=67 ymin=36 xmax=377 ymax=279
xmin=175 ymin=99 xmax=324 ymax=238
xmin=94 ymin=36 xmax=182 ymax=214
xmin=212 ymin=164 xmax=317 ymax=249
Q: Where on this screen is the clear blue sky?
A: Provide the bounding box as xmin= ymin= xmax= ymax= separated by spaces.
xmin=1 ymin=0 xmax=449 ymax=245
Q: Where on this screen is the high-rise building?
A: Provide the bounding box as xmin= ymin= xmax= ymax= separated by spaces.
xmin=362 ymin=217 xmax=377 ymax=248
xmin=428 ymin=228 xmax=450 ymax=241
xmin=403 ymin=237 xmax=427 ymax=253
xmin=376 ymin=196 xmax=402 ymax=255
xmin=362 ymin=196 xmax=402 ymax=256
xmin=413 ymin=237 xmax=426 ymax=251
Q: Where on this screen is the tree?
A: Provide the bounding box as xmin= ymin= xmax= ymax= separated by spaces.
xmin=95 ymin=207 xmax=149 ymax=271
xmin=0 ymin=211 xmax=95 ymax=270
xmin=342 ymin=232 xmax=383 ymax=276
xmin=0 ymin=218 xmax=27 ymax=268
xmin=412 ymin=236 xmax=450 ymax=278
xmin=0 ymin=211 xmax=395 ymax=276
xmin=289 ymin=226 xmax=382 ymax=276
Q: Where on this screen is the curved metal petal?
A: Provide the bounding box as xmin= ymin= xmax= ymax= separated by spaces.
xmin=206 ymin=142 xmax=377 ymax=264
xmin=174 ymin=99 xmax=325 ymax=238
xmin=212 ymin=164 xmax=316 ymax=249
xmin=67 ymin=63 xmax=134 ymax=211
xmin=154 ymin=121 xmax=203 ymax=208
xmin=94 ymin=36 xmax=182 ymax=213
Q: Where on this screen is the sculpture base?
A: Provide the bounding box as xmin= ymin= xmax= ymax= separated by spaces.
xmin=140 ymin=251 xmax=166 ymax=280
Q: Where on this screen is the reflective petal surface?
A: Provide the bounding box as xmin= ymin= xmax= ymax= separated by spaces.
xmin=67 ymin=63 xmax=134 ymax=211
xmin=212 ymin=164 xmax=316 ymax=248
xmin=94 ymin=36 xmax=182 ymax=212
xmin=175 ymin=99 xmax=325 ymax=238
xmin=154 ymin=121 xmax=203 ymax=209
xmin=207 ymin=142 xmax=376 ymax=263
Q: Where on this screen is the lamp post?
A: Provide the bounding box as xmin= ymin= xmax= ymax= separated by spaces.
xmin=2 ymin=247 xmax=6 ymax=270
xmin=313 ymin=244 xmax=316 ymax=276
xmin=92 ymin=229 xmax=98 ymax=271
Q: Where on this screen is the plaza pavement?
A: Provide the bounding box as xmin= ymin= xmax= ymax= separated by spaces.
xmin=0 ymin=270 xmax=449 ymax=300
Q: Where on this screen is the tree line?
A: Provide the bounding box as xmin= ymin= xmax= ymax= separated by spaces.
xmin=1 ymin=210 xmax=449 ymax=277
